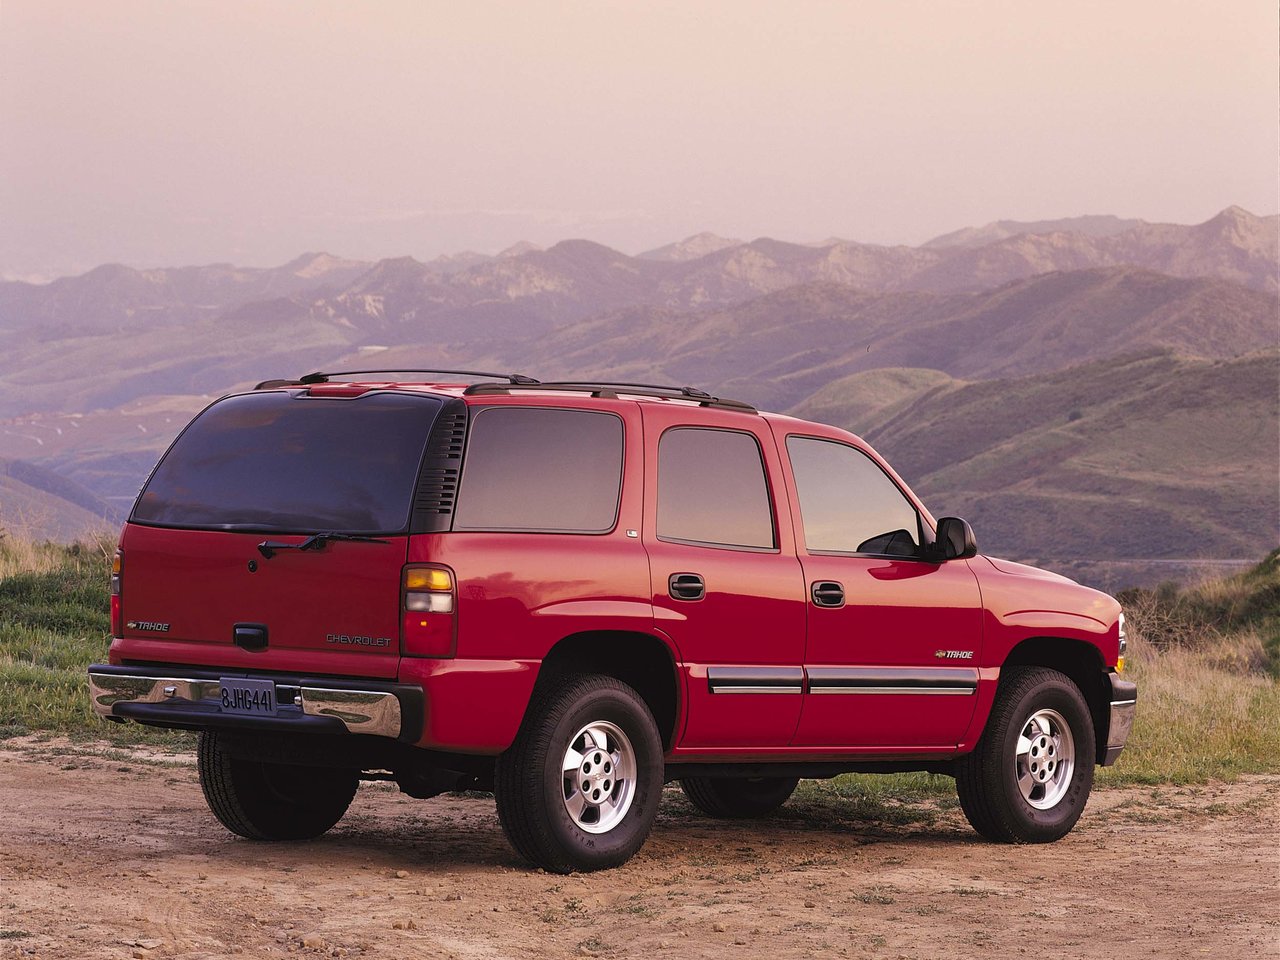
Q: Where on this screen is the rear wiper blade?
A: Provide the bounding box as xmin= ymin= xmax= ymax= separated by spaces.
xmin=257 ymin=533 xmax=391 ymax=559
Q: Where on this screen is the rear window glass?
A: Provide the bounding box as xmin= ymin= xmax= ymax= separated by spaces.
xmin=133 ymin=391 xmax=442 ymax=533
xmin=453 ymin=407 xmax=624 ymax=533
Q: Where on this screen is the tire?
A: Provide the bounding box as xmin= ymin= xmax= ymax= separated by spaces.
xmin=197 ymin=730 xmax=358 ymax=841
xmin=680 ymin=776 xmax=799 ymax=818
xmin=495 ymin=674 xmax=663 ymax=873
xmin=955 ymin=666 xmax=1096 ymax=843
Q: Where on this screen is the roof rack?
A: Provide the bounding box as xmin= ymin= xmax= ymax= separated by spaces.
xmin=463 ymin=380 xmax=757 ymax=413
xmin=254 ymin=369 xmax=541 ymax=389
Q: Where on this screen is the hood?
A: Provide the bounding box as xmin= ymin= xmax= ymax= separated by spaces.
xmin=981 ymin=556 xmax=1079 ymax=585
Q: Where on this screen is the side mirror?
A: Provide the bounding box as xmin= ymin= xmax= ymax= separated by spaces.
xmin=930 ymin=517 xmax=977 ymax=561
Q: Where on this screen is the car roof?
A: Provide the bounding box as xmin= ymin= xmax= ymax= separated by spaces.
xmin=255 ymin=372 xmax=758 ymax=414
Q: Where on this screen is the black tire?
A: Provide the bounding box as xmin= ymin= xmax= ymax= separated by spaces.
xmin=680 ymin=776 xmax=799 ymax=818
xmin=955 ymin=666 xmax=1096 ymax=843
xmin=494 ymin=674 xmax=663 ymax=873
xmin=197 ymin=731 xmax=358 ymax=841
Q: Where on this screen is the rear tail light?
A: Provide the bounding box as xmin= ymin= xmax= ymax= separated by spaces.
xmin=402 ymin=565 xmax=456 ymax=657
xmin=110 ymin=550 xmax=123 ymax=637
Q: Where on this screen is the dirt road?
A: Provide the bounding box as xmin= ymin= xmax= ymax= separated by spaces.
xmin=1 ymin=738 xmax=1276 ymax=960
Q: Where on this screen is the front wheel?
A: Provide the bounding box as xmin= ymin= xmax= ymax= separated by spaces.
xmin=495 ymin=674 xmax=663 ymax=873
xmin=955 ymin=666 xmax=1096 ymax=843
xmin=197 ymin=731 xmax=358 ymax=841
xmin=680 ymin=776 xmax=799 ymax=818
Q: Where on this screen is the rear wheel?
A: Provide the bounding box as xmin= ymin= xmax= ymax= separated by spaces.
xmin=955 ymin=666 xmax=1096 ymax=843
xmin=680 ymin=776 xmax=799 ymax=818
xmin=495 ymin=674 xmax=663 ymax=873
xmin=197 ymin=731 xmax=358 ymax=840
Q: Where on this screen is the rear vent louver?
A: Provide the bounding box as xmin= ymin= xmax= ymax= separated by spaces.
xmin=411 ymin=400 xmax=468 ymax=533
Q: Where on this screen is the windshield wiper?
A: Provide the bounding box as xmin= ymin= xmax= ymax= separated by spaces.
xmin=257 ymin=533 xmax=391 ymax=559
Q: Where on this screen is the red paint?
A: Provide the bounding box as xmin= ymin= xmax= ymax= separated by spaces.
xmin=103 ymin=382 xmax=1123 ymax=762
xmin=113 ymin=525 xmax=405 ymax=679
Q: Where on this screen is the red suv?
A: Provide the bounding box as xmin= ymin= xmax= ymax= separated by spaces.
xmin=89 ymin=370 xmax=1136 ymax=872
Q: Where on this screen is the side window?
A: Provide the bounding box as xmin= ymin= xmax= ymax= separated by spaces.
xmin=454 ymin=407 xmax=623 ymax=533
xmin=657 ymin=427 xmax=775 ymax=549
xmin=786 ymin=436 xmax=920 ymax=557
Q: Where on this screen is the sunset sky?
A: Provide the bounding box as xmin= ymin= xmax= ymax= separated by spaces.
xmin=2 ymin=0 xmax=1276 ymax=278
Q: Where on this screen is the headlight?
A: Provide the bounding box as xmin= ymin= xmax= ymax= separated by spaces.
xmin=1116 ymin=612 xmax=1127 ymax=672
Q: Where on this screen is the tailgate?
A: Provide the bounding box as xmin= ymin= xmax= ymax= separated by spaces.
xmin=117 ymin=524 xmax=407 ymax=679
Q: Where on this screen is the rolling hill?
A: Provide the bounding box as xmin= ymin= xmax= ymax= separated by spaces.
xmin=477 ymin=267 xmax=1278 ymax=412
xmin=790 ymin=350 xmax=1279 ymax=568
xmin=0 ymin=458 xmax=119 ymax=542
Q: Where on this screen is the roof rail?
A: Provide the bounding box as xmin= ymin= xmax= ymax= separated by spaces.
xmin=292 ymin=369 xmax=541 ymax=386
xmin=463 ymin=380 xmax=757 ymax=413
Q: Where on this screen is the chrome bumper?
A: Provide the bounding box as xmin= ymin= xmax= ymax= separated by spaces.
xmin=1102 ymin=674 xmax=1138 ymax=766
xmin=88 ymin=667 xmax=417 ymax=741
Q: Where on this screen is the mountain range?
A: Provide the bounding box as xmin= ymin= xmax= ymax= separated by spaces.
xmin=0 ymin=206 xmax=1275 ymax=589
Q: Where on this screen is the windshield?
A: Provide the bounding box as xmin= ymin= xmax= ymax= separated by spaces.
xmin=132 ymin=391 xmax=443 ymax=534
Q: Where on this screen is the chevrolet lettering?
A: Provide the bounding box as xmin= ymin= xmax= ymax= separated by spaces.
xmin=89 ymin=369 xmax=1136 ymax=873
xmin=326 ymin=634 xmax=392 ymax=648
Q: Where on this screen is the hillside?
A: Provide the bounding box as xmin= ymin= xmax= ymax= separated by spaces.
xmin=797 ymin=350 xmax=1279 ymax=569
xmin=0 ymin=253 xmax=371 ymax=335
xmin=482 ymin=268 xmax=1278 ymax=412
xmin=0 ymin=459 xmax=118 ymax=541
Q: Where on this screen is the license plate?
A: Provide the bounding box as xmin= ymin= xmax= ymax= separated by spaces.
xmin=218 ymin=677 xmax=277 ymax=716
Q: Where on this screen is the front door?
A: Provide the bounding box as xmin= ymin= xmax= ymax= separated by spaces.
xmin=777 ymin=432 xmax=984 ymax=748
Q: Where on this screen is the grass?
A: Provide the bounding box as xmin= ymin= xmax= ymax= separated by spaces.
xmin=0 ymin=533 xmax=188 ymax=746
xmin=1 ymin=535 xmax=1277 ymax=787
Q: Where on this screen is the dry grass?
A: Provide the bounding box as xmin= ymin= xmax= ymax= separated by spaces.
xmin=1097 ymin=570 xmax=1280 ymax=785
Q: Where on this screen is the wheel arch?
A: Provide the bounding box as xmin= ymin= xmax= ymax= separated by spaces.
xmin=532 ymin=630 xmax=682 ymax=750
xmin=1002 ymin=635 xmax=1111 ymax=763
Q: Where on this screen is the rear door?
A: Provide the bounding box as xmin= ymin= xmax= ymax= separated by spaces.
xmin=640 ymin=405 xmax=806 ymax=749
xmin=117 ymin=388 xmax=444 ymax=679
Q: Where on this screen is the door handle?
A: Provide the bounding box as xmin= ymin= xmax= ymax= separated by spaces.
xmin=668 ymin=573 xmax=705 ymax=601
xmin=810 ymin=581 xmax=845 ymax=608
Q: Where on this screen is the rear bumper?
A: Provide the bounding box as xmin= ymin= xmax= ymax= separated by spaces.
xmin=87 ymin=664 xmax=423 ymax=742
xmin=1101 ymin=673 xmax=1138 ymax=766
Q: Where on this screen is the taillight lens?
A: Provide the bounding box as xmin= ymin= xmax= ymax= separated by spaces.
xmin=402 ymin=565 xmax=456 ymax=657
xmin=110 ymin=551 xmax=123 ymax=637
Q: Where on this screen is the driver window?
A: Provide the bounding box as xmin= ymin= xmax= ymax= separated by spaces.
xmin=786 ymin=436 xmax=920 ymax=557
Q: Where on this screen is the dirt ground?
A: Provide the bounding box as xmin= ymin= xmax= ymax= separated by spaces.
xmin=0 ymin=738 xmax=1276 ymax=960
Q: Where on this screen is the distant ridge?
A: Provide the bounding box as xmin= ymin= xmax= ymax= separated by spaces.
xmin=923 ymin=214 xmax=1144 ymax=249
xmin=638 ymin=232 xmax=742 ymax=262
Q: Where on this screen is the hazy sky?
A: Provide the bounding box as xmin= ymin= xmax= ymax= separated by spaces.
xmin=2 ymin=0 xmax=1277 ymax=278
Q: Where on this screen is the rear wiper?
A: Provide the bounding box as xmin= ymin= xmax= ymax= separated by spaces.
xmin=257 ymin=533 xmax=391 ymax=559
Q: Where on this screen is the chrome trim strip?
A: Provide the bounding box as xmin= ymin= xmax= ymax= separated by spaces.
xmin=808 ymin=685 xmax=975 ymax=696
xmin=707 ymin=666 xmax=804 ymax=695
xmin=710 ymin=685 xmax=804 ymax=695
xmin=806 ymin=666 xmax=978 ymax=695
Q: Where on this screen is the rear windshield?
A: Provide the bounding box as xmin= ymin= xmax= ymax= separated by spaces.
xmin=132 ymin=391 xmax=442 ymax=534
